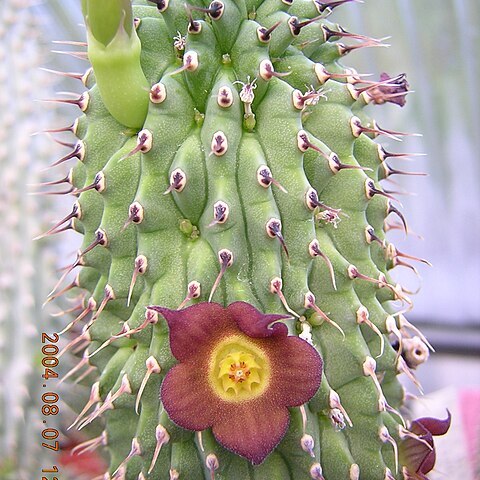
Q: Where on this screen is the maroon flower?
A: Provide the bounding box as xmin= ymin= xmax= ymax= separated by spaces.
xmin=400 ymin=412 xmax=451 ymax=479
xmin=367 ymin=72 xmax=410 ymax=107
xmin=148 ymin=301 xmax=322 ymax=465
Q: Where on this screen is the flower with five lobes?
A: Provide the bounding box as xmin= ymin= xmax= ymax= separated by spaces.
xmin=400 ymin=412 xmax=451 ymax=479
xmin=147 ymin=301 xmax=323 ymax=465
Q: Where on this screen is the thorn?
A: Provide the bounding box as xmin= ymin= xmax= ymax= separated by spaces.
xmin=112 ymin=466 xmax=126 ymax=480
xmin=186 ymin=2 xmax=224 ymax=20
xmin=329 ymin=390 xmax=353 ymax=427
xmin=163 ymin=168 xmax=186 ymax=194
xmin=351 ymin=116 xmax=401 ymax=142
xmin=71 ymin=171 xmax=106 ymax=195
xmin=347 ymin=265 xmax=397 ymax=298
xmin=256 ymin=166 xmax=288 ymax=193
xmin=328 ymin=152 xmax=372 ymax=174
xmin=379 ymin=426 xmax=399 ymax=474
xmin=127 ymin=255 xmax=148 ymax=307
xmin=71 ymin=431 xmax=107 ymax=456
xmin=387 ymin=244 xmax=431 ymax=267
xmin=289 ymin=14 xmax=325 ymax=37
xmin=34 ymin=202 xmax=81 ymax=240
xmin=80 ymin=375 xmax=132 ymax=429
xmin=50 ymin=302 xmax=83 ymax=317
xmin=362 ymin=357 xmax=387 ymax=412
xmin=298 ymin=130 xmax=367 ymax=176
xmin=308 ymin=239 xmax=337 ymax=290
xmin=365 ymin=225 xmax=385 ymax=248
xmin=397 ymin=314 xmax=434 ymax=352
xmin=113 ymin=309 xmax=158 ymax=340
xmin=135 ymin=356 xmax=161 ymax=414
xmin=40 ymin=67 xmax=84 ymax=81
xmin=397 ymin=356 xmax=424 ymax=394
xmin=29 ymin=186 xmax=74 ymax=196
xmin=208 ymin=201 xmax=230 ymax=227
xmin=386 ymin=315 xmax=403 ymax=363
xmin=77 ymin=229 xmax=107 ymax=259
xmin=387 ymin=202 xmax=408 ymax=234
xmin=365 ymin=179 xmax=402 ymax=205
xmin=169 ymin=50 xmax=199 ymax=75
xmin=300 ymin=434 xmax=315 ymax=458
xmin=86 ymin=324 xmax=129 ymax=359
xmin=122 ymin=201 xmax=144 ymax=231
xmin=305 ymin=292 xmax=345 ymax=338
xmin=178 ymin=281 xmax=201 ymax=309
xmin=86 ymin=285 xmax=115 ymax=329
xmin=150 ymin=81 xmax=167 ymax=103
xmin=338 ymin=39 xmax=390 ymax=56
xmin=266 ymin=218 xmax=289 ymax=259
xmin=315 ymin=0 xmax=363 ymax=14
xmin=379 ymin=147 xmax=427 ymax=162
xmin=112 ymin=438 xmax=142 ymax=476
xmin=58 ymin=327 xmax=90 ymax=359
xmin=58 ymin=297 xmax=96 ymax=335
xmin=43 ymin=277 xmax=79 ymax=306
xmin=59 ymin=353 xmax=89 ymax=385
xmin=51 ymin=49 xmax=88 ymax=61
xmin=209 ymin=249 xmax=233 ymax=302
xmin=314 ymin=63 xmax=371 ymax=84
xmin=120 ymin=129 xmax=153 ymax=160
xmin=299 ymin=404 xmax=308 ymax=434
xmin=323 ymin=24 xmax=385 ymax=45
xmin=69 ymin=382 xmax=101 ymax=430
xmin=205 ymin=453 xmax=219 ymax=480
xmin=73 ymin=364 xmax=96 ymax=384
xmin=257 ymin=21 xmax=282 ymax=43
xmin=270 ymin=277 xmax=299 ymax=318
xmin=356 ymin=306 xmax=385 ymax=357
xmin=309 ymin=463 xmax=325 ymax=480
xmin=52 ymin=39 xmax=87 ymax=46
xmin=33 ymin=122 xmax=77 ymax=135
xmin=40 ymin=92 xmax=89 ymax=111
xmin=292 ymin=86 xmax=326 ymax=109
xmin=148 ymin=425 xmax=170 ymax=474
xmin=29 ymin=172 xmax=72 ymax=188
xmin=259 ymin=59 xmax=290 ymax=81
xmin=210 ymin=131 xmax=228 ymax=156
xmin=43 ymin=140 xmax=85 ymax=169
xmin=305 ymin=188 xmax=343 ymax=218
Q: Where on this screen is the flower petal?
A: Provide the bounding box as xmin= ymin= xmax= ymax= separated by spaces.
xmin=227 ymin=301 xmax=289 ymax=338
xmin=212 ymin=404 xmax=289 ymax=465
xmin=148 ymin=303 xmax=236 ymax=361
xmin=401 ymin=433 xmax=435 ymax=475
xmin=264 ymin=336 xmax=323 ymax=406
xmin=412 ymin=411 xmax=451 ymax=436
xmin=161 ymin=362 xmax=217 ymax=431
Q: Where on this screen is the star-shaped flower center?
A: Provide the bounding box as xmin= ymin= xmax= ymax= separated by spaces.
xmin=220 ymin=352 xmax=259 ymax=392
xmin=209 ymin=335 xmax=270 ymax=402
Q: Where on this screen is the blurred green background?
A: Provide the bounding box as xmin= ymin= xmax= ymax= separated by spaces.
xmin=0 ymin=0 xmax=478 ymax=478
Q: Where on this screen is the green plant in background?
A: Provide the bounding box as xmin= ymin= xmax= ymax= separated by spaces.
xmin=42 ymin=0 xmax=453 ymax=478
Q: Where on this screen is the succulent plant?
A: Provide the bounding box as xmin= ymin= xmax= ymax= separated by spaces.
xmin=43 ymin=0 xmax=451 ymax=478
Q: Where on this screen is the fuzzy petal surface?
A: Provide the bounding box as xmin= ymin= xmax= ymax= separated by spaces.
xmin=212 ymin=404 xmax=289 ymax=465
xmin=161 ymin=361 xmax=218 ymax=431
xmin=228 ymin=301 xmax=289 ymax=338
xmin=149 ymin=303 xmax=236 ymax=362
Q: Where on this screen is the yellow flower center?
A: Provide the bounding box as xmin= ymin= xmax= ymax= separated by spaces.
xmin=208 ymin=335 xmax=270 ymax=402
